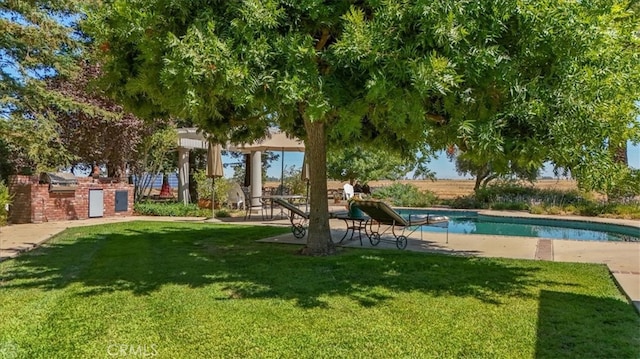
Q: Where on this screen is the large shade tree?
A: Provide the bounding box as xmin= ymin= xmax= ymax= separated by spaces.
xmin=86 ymin=0 xmax=639 ymax=255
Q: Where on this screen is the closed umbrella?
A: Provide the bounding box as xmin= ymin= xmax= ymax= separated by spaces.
xmin=301 ymin=153 xmax=310 ymax=211
xmin=207 ymin=142 xmax=224 ymax=219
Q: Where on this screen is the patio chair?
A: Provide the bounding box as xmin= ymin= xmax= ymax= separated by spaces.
xmin=351 ymin=199 xmax=449 ymax=249
xmin=227 ymin=183 xmax=245 ymax=210
xmin=343 ymin=183 xmax=354 ymax=200
xmin=242 ymin=186 xmax=268 ymax=220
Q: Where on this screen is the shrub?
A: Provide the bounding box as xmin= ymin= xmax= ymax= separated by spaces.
xmin=452 ymin=182 xmax=590 ymax=210
xmin=475 ymin=182 xmax=536 ymax=204
xmin=491 ymin=202 xmax=529 ymax=211
xmin=134 ymin=201 xmax=236 ymax=218
xmin=611 ymin=203 xmax=640 ymax=218
xmin=575 ymin=202 xmax=606 ymax=217
xmin=605 ymin=168 xmax=640 ymax=202
xmin=449 ymin=195 xmax=488 ymax=209
xmin=448 ymin=181 xmax=639 ymax=219
xmin=563 ymin=205 xmax=577 ymax=214
xmin=0 ymin=180 xmax=12 ymax=226
xmin=134 ymin=202 xmax=210 ymax=217
xmin=529 ymin=205 xmax=545 ymax=215
xmin=283 ymin=167 xmax=307 ymax=195
xmin=193 ymin=169 xmax=232 ymax=205
xmin=371 ymin=182 xmax=437 ymax=207
xmin=214 ymin=209 xmax=231 ymax=218
xmin=591 ymin=203 xmax=640 ymax=219
xmin=546 ymin=206 xmax=563 ymax=215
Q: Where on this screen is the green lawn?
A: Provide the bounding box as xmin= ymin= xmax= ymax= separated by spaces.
xmin=0 ymin=221 xmax=637 ymax=358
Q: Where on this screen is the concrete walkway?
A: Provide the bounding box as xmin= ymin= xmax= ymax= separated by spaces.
xmin=1 ymin=212 xmax=638 ymax=312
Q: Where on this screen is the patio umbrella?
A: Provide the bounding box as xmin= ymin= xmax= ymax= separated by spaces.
xmin=232 ymin=131 xmax=306 ymax=153
xmin=207 ymin=142 xmax=224 ymax=219
xmin=301 ymin=153 xmax=310 ymax=211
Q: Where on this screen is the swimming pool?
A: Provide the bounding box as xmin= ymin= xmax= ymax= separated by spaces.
xmin=397 ymin=209 xmax=639 ymax=242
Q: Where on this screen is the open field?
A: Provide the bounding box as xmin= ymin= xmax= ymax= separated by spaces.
xmin=267 ymin=179 xmax=580 ymax=200
xmin=157 ymin=178 xmax=580 ymax=202
xmin=375 ymin=179 xmax=578 ymax=199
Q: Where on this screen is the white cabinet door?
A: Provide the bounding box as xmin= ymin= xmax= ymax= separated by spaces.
xmin=89 ymin=189 xmax=104 ymax=218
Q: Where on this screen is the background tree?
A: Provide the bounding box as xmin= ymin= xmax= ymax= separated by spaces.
xmin=45 ymin=61 xmax=147 ymax=178
xmin=130 ymin=124 xmax=178 ymax=202
xmin=423 ymin=1 xmax=640 ymax=194
xmin=86 ymin=0 xmax=639 ymax=255
xmin=227 ymin=151 xmax=279 ymax=186
xmin=1 ymin=0 xmax=84 ymax=173
xmin=450 ymin=149 xmax=540 ymax=191
xmin=326 ymin=145 xmax=419 ymax=184
xmin=1 ymin=0 xmax=180 ymax=189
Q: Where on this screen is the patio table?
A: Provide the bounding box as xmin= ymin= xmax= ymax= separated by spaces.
xmin=333 ymin=212 xmax=370 ymax=246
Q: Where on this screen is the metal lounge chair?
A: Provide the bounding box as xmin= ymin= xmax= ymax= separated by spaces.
xmin=271 ymin=197 xmax=311 ymax=238
xmin=272 ymin=198 xmax=345 ymax=239
xmin=351 ymin=199 xmax=449 ymax=249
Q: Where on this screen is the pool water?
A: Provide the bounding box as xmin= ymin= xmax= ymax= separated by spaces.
xmin=398 ymin=210 xmax=639 ymax=242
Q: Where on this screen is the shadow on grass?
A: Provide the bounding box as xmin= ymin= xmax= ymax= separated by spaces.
xmin=0 ymin=221 xmax=541 ymax=305
xmin=0 ymin=222 xmax=613 ymax=308
xmin=536 ymin=290 xmax=640 ymax=358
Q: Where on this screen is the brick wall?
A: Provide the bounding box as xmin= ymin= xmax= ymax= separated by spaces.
xmin=7 ymin=176 xmax=33 ymax=223
xmin=8 ymin=175 xmax=134 ymax=224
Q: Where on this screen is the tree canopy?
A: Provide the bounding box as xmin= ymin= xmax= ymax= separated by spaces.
xmin=1 ymin=0 xmax=84 ymax=174
xmin=45 ymin=61 xmax=148 ymax=177
xmin=327 ymin=145 xmax=434 ymax=184
xmin=85 ymin=0 xmax=639 ymax=255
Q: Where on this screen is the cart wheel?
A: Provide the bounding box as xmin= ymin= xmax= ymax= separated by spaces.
xmin=292 ymin=224 xmax=306 ymax=239
xmin=396 ymin=235 xmax=408 ymax=249
xmin=370 ymin=232 xmax=381 ymax=246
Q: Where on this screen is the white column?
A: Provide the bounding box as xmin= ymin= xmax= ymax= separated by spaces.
xmin=250 ymin=150 xmax=262 ymax=207
xmin=178 ymin=147 xmax=190 ymax=204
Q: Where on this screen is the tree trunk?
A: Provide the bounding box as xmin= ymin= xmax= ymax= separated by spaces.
xmin=613 ymin=142 xmax=628 ymax=166
xmin=108 ymin=163 xmax=126 ymax=181
xmin=473 ymin=164 xmax=491 ymax=191
xmin=474 ymin=175 xmax=482 ymax=192
xmin=300 ymin=117 xmax=335 ymax=256
xmin=609 ymin=141 xmax=629 ymax=202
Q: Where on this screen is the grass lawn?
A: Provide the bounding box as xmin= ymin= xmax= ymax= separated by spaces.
xmin=0 ymin=221 xmax=637 ymax=358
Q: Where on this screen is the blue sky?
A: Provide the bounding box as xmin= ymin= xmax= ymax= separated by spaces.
xmin=222 ymin=141 xmax=640 ymax=180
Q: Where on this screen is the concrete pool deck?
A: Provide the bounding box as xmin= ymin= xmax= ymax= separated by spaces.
xmin=0 ymin=212 xmax=638 ymax=312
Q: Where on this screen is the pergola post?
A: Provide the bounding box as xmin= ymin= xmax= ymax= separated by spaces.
xmin=178 ymin=147 xmax=190 ymax=204
xmin=250 ymin=150 xmax=262 ymax=207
